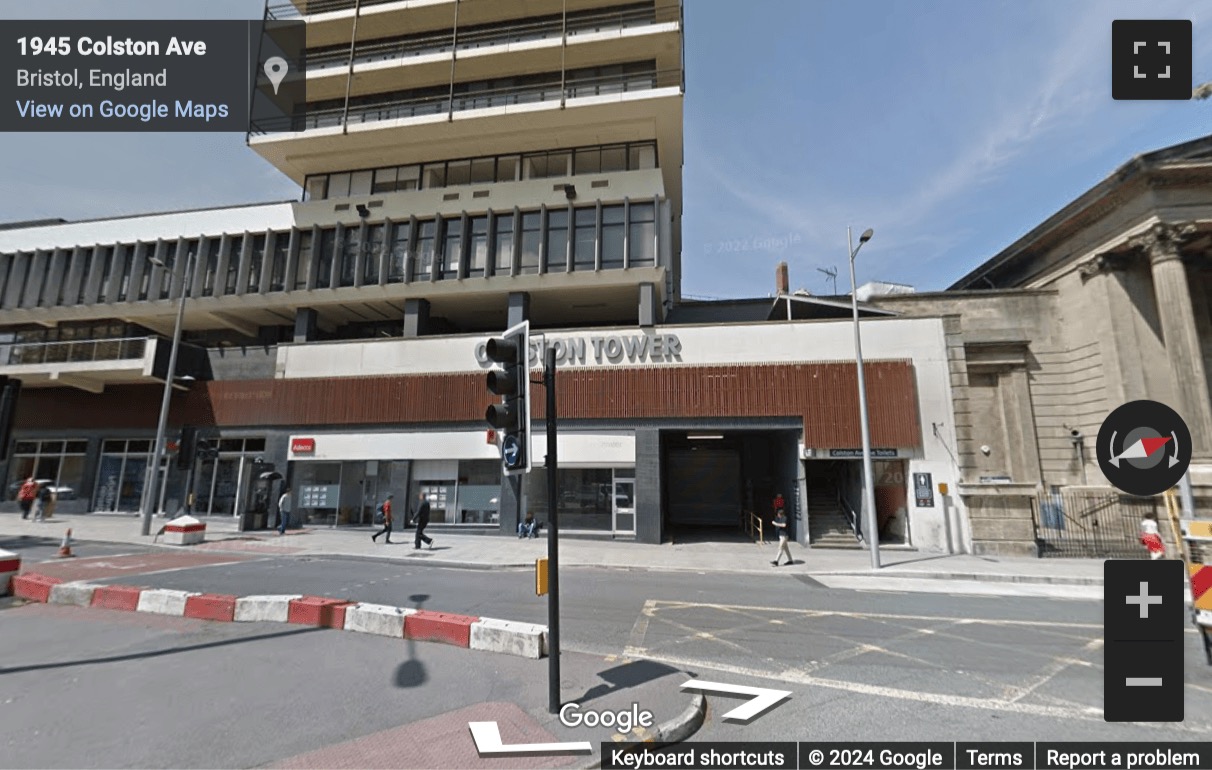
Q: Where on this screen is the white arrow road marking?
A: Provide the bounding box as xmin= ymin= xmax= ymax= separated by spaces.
xmin=680 ymin=680 xmax=791 ymax=722
xmin=467 ymin=722 xmax=591 ymax=755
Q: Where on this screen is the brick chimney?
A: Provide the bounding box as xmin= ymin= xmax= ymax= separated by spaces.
xmin=775 ymin=262 xmax=789 ymax=295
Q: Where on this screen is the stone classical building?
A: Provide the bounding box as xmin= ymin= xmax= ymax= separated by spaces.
xmin=872 ymin=134 xmax=1212 ymax=555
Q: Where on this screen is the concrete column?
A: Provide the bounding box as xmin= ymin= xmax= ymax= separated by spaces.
xmin=635 ymin=429 xmax=662 ymax=544
xmin=126 ymin=243 xmax=148 ymax=304
xmin=259 ymin=230 xmax=276 ymax=294
xmin=21 ymin=251 xmax=47 ymax=309
xmin=353 ymin=221 xmax=368 ymax=288
xmin=1134 ymin=222 xmax=1212 ymax=456
xmin=638 ymin=282 xmax=661 ymax=327
xmin=105 ymin=245 xmax=127 ymax=304
xmin=82 ymin=245 xmax=106 ymax=305
xmin=63 ymin=246 xmax=87 ymax=305
xmin=293 ymin=308 xmax=318 ymax=343
xmin=283 ymin=229 xmax=300 ymax=293
xmin=214 ymin=236 xmax=233 ymax=297
xmin=3 ymin=253 xmax=28 ymax=309
xmin=377 ymin=220 xmax=392 ymax=286
xmin=507 ymin=292 xmax=530 ymax=328
xmin=235 ymin=232 xmax=253 ymax=296
xmin=189 ymin=240 xmax=210 ymax=298
xmin=167 ymin=239 xmax=187 ymax=301
xmin=403 ymin=298 xmax=430 ymax=338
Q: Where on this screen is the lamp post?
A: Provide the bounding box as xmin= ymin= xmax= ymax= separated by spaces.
xmin=139 ymin=250 xmax=196 ymax=537
xmin=847 ymin=226 xmax=880 ymax=570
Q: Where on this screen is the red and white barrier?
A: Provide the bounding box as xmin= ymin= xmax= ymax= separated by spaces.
xmin=163 ymin=515 xmax=206 ymax=546
xmin=0 ymin=548 xmax=19 ymax=596
xmin=8 ymin=573 xmax=547 ymax=658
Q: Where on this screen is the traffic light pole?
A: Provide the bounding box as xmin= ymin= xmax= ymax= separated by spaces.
xmin=544 ymin=345 xmax=561 ymax=715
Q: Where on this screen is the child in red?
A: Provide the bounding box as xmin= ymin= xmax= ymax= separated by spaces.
xmin=1140 ymin=512 xmax=1166 ymax=560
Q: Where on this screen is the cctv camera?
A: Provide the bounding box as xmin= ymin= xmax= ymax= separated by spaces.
xmin=1070 ymin=429 xmax=1082 ymax=438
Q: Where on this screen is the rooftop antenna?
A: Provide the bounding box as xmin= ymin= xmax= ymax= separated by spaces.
xmin=817 ymin=266 xmax=838 ymax=295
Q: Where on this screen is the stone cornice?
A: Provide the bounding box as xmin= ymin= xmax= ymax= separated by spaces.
xmin=1126 ymin=221 xmax=1199 ymax=265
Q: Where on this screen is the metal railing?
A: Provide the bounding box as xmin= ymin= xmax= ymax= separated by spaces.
xmin=267 ymin=0 xmax=398 ymax=20
xmin=743 ymin=510 xmax=764 ymax=544
xmin=305 ymin=5 xmax=677 ymax=71
xmin=2 ymin=336 xmax=149 ymax=367
xmin=837 ymin=490 xmax=864 ymax=542
xmin=1033 ymin=488 xmax=1163 ymax=558
xmin=252 ymin=68 xmax=679 ymax=134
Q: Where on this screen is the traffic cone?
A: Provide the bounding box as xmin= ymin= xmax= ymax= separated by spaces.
xmin=57 ymin=528 xmax=74 ymax=558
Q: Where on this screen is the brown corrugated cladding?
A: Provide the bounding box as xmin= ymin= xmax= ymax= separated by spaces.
xmin=19 ymin=361 xmax=922 ymax=448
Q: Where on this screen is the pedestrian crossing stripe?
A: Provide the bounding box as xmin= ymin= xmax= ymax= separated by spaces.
xmin=1191 ymin=564 xmax=1212 ymax=611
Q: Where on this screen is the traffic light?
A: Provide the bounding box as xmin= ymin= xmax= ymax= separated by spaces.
xmin=177 ymin=426 xmax=198 ymax=470
xmin=0 ymin=377 xmax=20 ymax=462
xmin=485 ymin=320 xmax=530 ymax=475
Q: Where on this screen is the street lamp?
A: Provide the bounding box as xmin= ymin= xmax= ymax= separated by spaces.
xmin=847 ymin=226 xmax=881 ymax=570
xmin=139 ymin=250 xmax=197 ymax=536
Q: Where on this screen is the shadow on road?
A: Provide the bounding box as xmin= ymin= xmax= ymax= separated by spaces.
xmin=0 ymin=625 xmax=322 ymax=675
xmin=576 ymin=659 xmax=683 ymax=704
xmin=395 ymin=593 xmax=430 ymax=688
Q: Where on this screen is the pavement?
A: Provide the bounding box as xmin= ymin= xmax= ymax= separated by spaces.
xmin=0 ymin=511 xmax=1106 ymax=590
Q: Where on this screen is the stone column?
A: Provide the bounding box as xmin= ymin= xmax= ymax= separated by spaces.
xmin=1133 ymin=222 xmax=1212 ymax=457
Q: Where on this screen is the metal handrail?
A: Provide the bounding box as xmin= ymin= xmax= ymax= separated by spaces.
xmin=744 ymin=510 xmax=764 ymax=545
xmin=306 ymin=6 xmax=677 ymax=70
xmin=837 ymin=491 xmax=864 ymax=542
xmin=252 ymin=68 xmax=679 ymax=134
xmin=267 ymin=0 xmax=397 ymax=20
xmin=3 ymin=335 xmax=149 ymax=366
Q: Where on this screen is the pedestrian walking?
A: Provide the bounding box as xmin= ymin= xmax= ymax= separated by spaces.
xmin=31 ymin=482 xmax=50 ymax=523
xmin=17 ymin=477 xmax=37 ymax=519
xmin=414 ymin=491 xmax=434 ymax=550
xmin=277 ymin=489 xmax=292 ymax=535
xmin=771 ymin=505 xmax=793 ymax=566
xmin=1139 ymin=511 xmax=1166 ymax=560
xmin=372 ymin=494 xmax=395 ymax=543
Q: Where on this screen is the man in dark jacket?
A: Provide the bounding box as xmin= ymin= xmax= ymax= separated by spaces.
xmin=414 ymin=491 xmax=434 ymax=550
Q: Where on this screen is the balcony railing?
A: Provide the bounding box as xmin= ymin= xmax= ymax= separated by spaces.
xmin=305 ymin=5 xmax=677 ymax=72
xmin=266 ymin=0 xmax=398 ymax=20
xmin=2 ymin=336 xmax=149 ymax=367
xmin=251 ymin=68 xmax=680 ymax=134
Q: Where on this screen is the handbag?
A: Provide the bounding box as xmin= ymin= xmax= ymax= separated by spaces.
xmin=374 ymin=504 xmax=385 ymax=525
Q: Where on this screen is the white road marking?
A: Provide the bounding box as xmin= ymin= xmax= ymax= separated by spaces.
xmin=1004 ymin=638 xmax=1104 ymax=703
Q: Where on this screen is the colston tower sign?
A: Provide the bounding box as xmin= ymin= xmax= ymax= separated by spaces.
xmin=474 ymin=333 xmax=683 ymax=367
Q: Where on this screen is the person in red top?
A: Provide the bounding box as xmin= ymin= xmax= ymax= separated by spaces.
xmin=372 ymin=494 xmax=395 ymax=544
xmin=17 ymin=477 xmax=38 ymax=520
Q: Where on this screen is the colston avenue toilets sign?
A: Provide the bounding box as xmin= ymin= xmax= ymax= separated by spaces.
xmin=474 ymin=333 xmax=684 ymax=367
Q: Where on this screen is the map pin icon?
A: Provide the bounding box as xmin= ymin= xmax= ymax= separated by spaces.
xmin=264 ymin=56 xmax=289 ymax=95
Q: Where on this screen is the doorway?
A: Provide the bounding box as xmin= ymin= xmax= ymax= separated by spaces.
xmin=613 ymin=474 xmax=635 ymax=535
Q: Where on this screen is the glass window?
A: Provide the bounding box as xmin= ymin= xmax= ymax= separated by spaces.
xmin=364 ymin=224 xmax=385 ymax=284
xmin=523 ymin=152 xmax=548 ymax=180
xmin=225 ymin=236 xmax=244 ymax=295
xmin=294 ymin=231 xmax=313 ymax=290
xmin=350 ymin=170 xmax=373 ymax=196
xmin=328 ymin=172 xmax=351 ymax=199
xmin=496 ymin=156 xmax=519 ymax=183
xmin=389 ymin=222 xmax=410 ymax=282
xmin=396 ymin=165 xmax=420 ymax=191
xmin=248 ymin=234 xmax=267 ymax=292
xmin=494 ymin=215 xmax=514 ymax=275
xmin=440 ymin=217 xmax=463 ymax=279
xmin=468 ymin=216 xmax=488 ymax=278
xmin=547 ymin=152 xmax=570 ymax=178
xmin=602 ymin=145 xmax=627 ymax=173
xmin=469 ymin=157 xmax=494 ymax=185
xmin=446 ymin=159 xmax=471 ymax=187
xmin=629 ymin=202 xmax=656 ymax=267
xmin=372 ymin=167 xmax=397 ymax=194
xmin=305 ymin=176 xmax=327 ymax=201
xmin=601 ymin=205 xmax=625 ymax=269
xmin=201 ymin=239 xmax=221 ymax=297
xmin=315 ymin=229 xmax=336 ymax=289
xmin=414 ymin=220 xmax=436 ymax=281
xmin=525 ymin=467 xmax=613 ymax=530
xmin=573 ymin=207 xmax=596 ymax=270
xmin=423 ymin=163 xmax=446 ymax=189
xmin=574 ymin=147 xmax=601 ymax=175
xmin=519 ymin=212 xmax=541 ymax=274
xmin=270 ymin=232 xmax=289 ymax=291
xmin=629 ymin=143 xmax=656 ymax=170
xmin=546 ymin=209 xmax=569 ymax=272
xmin=339 ymin=227 xmax=358 ymax=287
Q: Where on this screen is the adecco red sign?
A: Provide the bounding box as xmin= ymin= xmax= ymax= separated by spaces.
xmin=291 ymin=438 xmax=316 ymax=454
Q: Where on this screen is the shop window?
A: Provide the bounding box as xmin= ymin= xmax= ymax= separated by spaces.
xmin=525 ymin=467 xmax=613 ymax=530
xmin=6 ymin=438 xmax=88 ymax=501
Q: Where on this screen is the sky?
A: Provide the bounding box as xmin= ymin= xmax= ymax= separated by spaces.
xmin=3 ymin=0 xmax=1212 ymax=298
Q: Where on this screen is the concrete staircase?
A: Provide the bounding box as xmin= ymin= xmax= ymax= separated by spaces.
xmin=807 ymin=487 xmax=860 ymax=548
